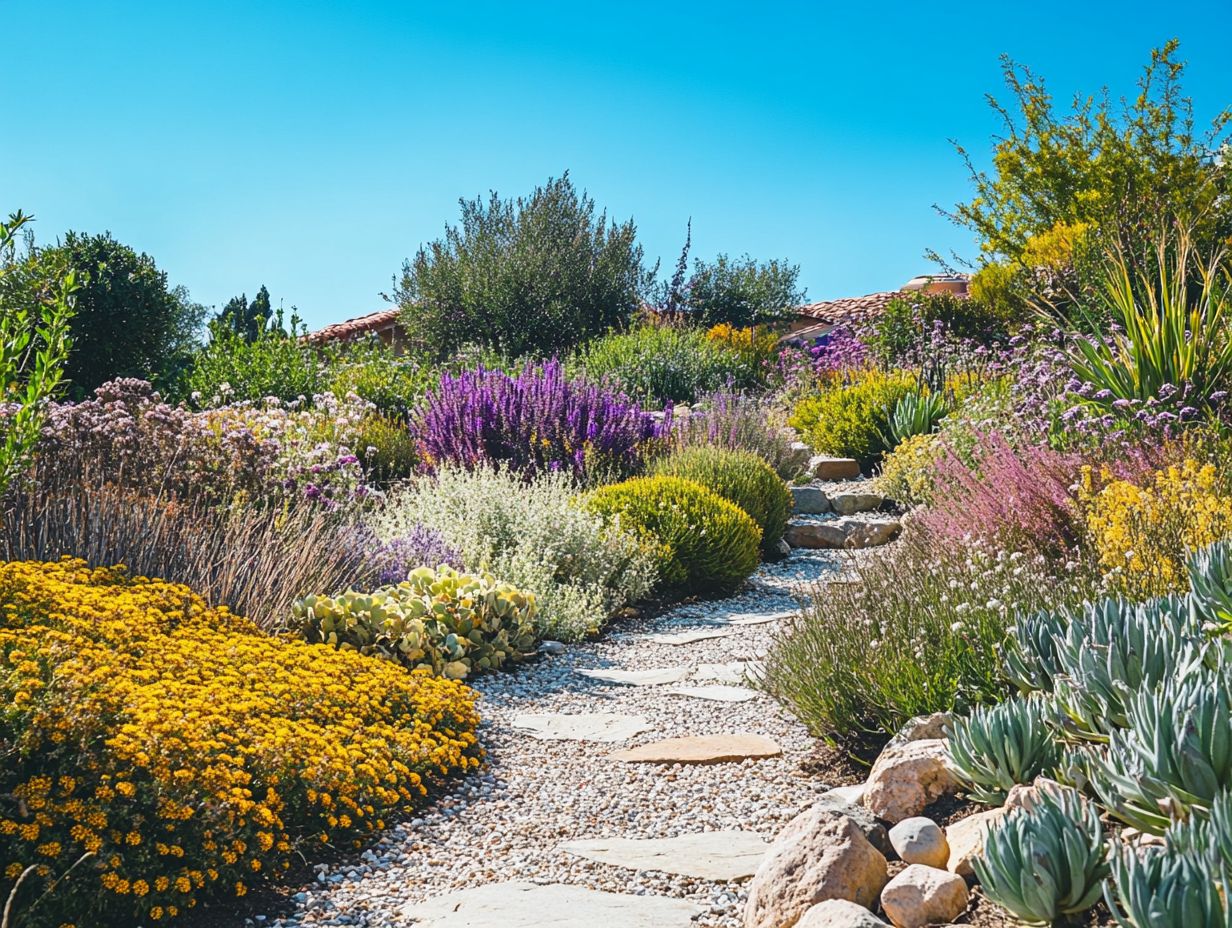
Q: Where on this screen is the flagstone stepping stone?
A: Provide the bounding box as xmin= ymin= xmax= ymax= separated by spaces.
xmin=559 ymin=830 xmax=771 ymax=881
xmin=667 ymin=684 xmax=760 ymax=702
xmin=609 ymin=733 xmax=783 ymax=764
xmin=400 ymin=880 xmax=702 ymax=926
xmin=646 ymin=628 xmax=733 ymax=645
xmin=694 ymin=661 xmax=754 ymax=684
xmin=511 ymin=713 xmax=651 ymax=743
xmin=726 ymin=610 xmax=795 ymax=626
xmin=577 ymin=667 xmax=691 ymax=686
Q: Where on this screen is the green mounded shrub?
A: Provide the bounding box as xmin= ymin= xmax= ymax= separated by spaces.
xmin=352 ymin=412 xmax=420 ymax=483
xmin=574 ymin=324 xmax=758 ymax=405
xmin=875 ymin=431 xmax=944 ymax=506
xmin=649 ymin=446 xmax=791 ymax=556
xmin=292 ymin=565 xmax=537 ymax=679
xmin=367 ymin=467 xmax=657 ymax=641
xmin=789 ymin=372 xmax=916 ymax=467
xmin=975 ymin=788 xmax=1109 ymax=926
xmin=587 ymin=475 xmax=761 ymax=596
xmin=323 ymin=337 xmax=437 ymax=418
xmin=946 ymin=694 xmax=1062 ymax=805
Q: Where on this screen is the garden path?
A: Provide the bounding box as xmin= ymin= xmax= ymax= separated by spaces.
xmin=257 ymin=490 xmax=883 ymax=928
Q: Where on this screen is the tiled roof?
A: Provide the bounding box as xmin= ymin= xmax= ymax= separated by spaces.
xmin=794 ymin=291 xmax=907 ymax=327
xmin=305 ymin=308 xmax=402 ymax=344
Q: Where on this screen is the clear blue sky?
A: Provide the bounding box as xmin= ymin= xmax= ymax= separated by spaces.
xmin=5 ymin=1 xmax=1231 ymax=330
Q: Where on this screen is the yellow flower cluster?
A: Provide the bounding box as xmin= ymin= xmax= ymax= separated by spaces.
xmin=1083 ymin=460 xmax=1232 ymax=598
xmin=705 ymin=323 xmax=781 ymax=367
xmin=0 ymin=559 xmax=481 ymax=927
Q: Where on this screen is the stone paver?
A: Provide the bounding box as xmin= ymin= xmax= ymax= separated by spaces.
xmin=609 ymin=734 xmax=783 ymax=764
xmin=559 ymin=830 xmax=771 ymax=881
xmin=577 ymin=667 xmax=691 ymax=686
xmin=400 ymin=881 xmax=703 ymax=926
xmin=667 ymin=684 xmax=761 ymax=703
xmin=646 ymin=628 xmax=734 ymax=645
xmin=511 ymin=713 xmax=652 ymax=743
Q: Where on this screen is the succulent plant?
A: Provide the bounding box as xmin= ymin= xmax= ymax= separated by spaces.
xmin=1188 ymin=540 xmax=1232 ymax=631
xmin=947 ymin=694 xmax=1062 ymax=805
xmin=1087 ymin=666 xmax=1232 ymax=833
xmin=1106 ymin=842 xmax=1231 ymax=928
xmin=1002 ymin=605 xmax=1071 ymax=694
xmin=974 ymin=787 xmax=1109 ymax=925
xmin=1167 ymin=788 xmax=1232 ymax=874
xmin=291 ymin=565 xmax=538 ymax=679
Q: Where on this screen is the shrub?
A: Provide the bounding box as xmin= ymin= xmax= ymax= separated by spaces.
xmin=974 ymin=789 xmax=1109 ymax=926
xmin=761 ymin=531 xmax=1098 ymax=744
xmin=391 ymin=174 xmax=651 ymax=358
xmin=352 ymin=524 xmax=463 ymax=589
xmin=575 ymin=324 xmax=758 ymax=405
xmin=292 ymin=566 xmax=537 ymax=679
xmin=875 ymin=432 xmax=944 ymax=506
xmin=946 ymin=695 xmax=1062 ymax=804
xmin=369 ymin=467 xmax=657 ymax=641
xmin=185 ymin=309 xmax=323 ymax=405
xmin=352 ymin=411 xmax=419 ymax=484
xmin=705 ymin=323 xmax=783 ymax=370
xmin=789 ymin=371 xmax=916 ymax=467
xmin=685 ymin=254 xmax=805 ymax=327
xmin=864 ymin=292 xmax=1006 ymax=367
xmin=0 ymin=559 xmax=480 ymax=928
xmin=413 ymin=361 xmax=663 ymax=482
xmin=649 ymin=446 xmax=790 ymax=555
xmin=670 ymin=390 xmax=804 ymax=479
xmin=587 ymin=475 xmax=761 ymax=596
xmin=1083 ymin=460 xmax=1232 ymax=599
xmin=322 ymin=338 xmax=436 ymax=418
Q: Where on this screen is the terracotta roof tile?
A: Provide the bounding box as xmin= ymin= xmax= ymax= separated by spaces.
xmin=306 ymin=309 xmax=402 ymax=344
xmin=794 ymin=291 xmax=907 ymax=327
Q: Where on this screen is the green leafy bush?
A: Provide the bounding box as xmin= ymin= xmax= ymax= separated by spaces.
xmin=292 ymin=565 xmax=537 ymax=679
xmin=186 ymin=309 xmax=324 ymax=404
xmin=352 ymin=412 xmax=419 ymax=483
xmin=685 ymin=253 xmax=805 ymax=327
xmin=947 ymin=695 xmax=1062 ymax=804
xmin=323 ymin=337 xmax=437 ymax=417
xmin=789 ymin=372 xmax=916 ymax=467
xmin=975 ymin=788 xmax=1109 ymax=926
xmin=587 ymin=475 xmax=761 ymax=596
xmin=368 ymin=467 xmax=657 ymax=641
xmin=865 ymin=292 xmax=1006 ymax=366
xmin=575 ymin=324 xmax=758 ymax=405
xmin=650 ymin=446 xmax=791 ymax=555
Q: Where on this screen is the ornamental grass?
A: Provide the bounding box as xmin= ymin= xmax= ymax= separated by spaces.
xmin=0 ymin=559 xmax=481 ymax=928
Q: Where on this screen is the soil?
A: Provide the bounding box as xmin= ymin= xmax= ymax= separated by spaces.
xmin=796 ymin=738 xmax=885 ymax=786
xmin=922 ymin=791 xmax=983 ymax=828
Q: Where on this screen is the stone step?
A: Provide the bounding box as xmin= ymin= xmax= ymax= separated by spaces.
xmin=806 ymin=455 xmax=862 ymax=480
xmin=784 ymin=518 xmax=901 ymax=550
xmin=511 ymin=713 xmax=651 ymax=743
xmin=577 ymin=667 xmax=692 ymax=686
xmin=790 ymin=485 xmax=830 ymax=514
xmin=558 ymin=831 xmax=771 ymax=881
xmin=400 ymin=881 xmax=702 ymax=927
xmin=609 ymin=733 xmax=783 ymax=764
xmin=667 ymin=684 xmax=761 ymax=702
xmin=828 ymin=490 xmax=885 ymax=516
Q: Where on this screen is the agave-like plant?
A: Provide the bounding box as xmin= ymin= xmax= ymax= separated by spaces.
xmin=947 ymin=694 xmax=1063 ymax=805
xmin=1106 ymin=842 xmax=1231 ymax=928
xmin=1088 ymin=667 xmax=1232 ymax=834
xmin=1188 ymin=541 xmax=1232 ymax=632
xmin=1166 ymin=788 xmax=1232 ymax=875
xmin=974 ymin=787 xmax=1109 ymax=925
xmin=1002 ymin=605 xmax=1071 ymax=694
xmin=1051 ymin=595 xmax=1209 ymax=738
xmin=881 ymin=389 xmax=949 ymax=447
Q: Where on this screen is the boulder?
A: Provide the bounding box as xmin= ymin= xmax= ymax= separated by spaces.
xmin=944 ymin=807 xmax=1007 ymax=877
xmin=863 ymin=739 xmax=958 ymax=824
xmin=879 ymin=865 xmax=968 ymax=928
xmin=744 ymin=812 xmax=888 ymax=928
xmin=886 ymin=713 xmax=952 ymax=752
xmin=787 ymin=441 xmax=813 ymax=473
xmin=826 ymin=783 xmax=867 ymax=806
xmin=792 ymin=486 xmax=831 ymax=514
xmin=797 ymin=899 xmax=889 ymax=927
xmin=810 ymin=793 xmax=892 ymax=857
xmin=1003 ymin=776 xmax=1065 ymax=814
xmin=809 ymin=456 xmax=862 ymax=480
xmin=829 ymin=492 xmax=884 ymax=516
xmin=785 ymin=521 xmax=850 ymax=549
xmin=887 ymin=818 xmax=948 ymax=868
xmin=842 ymin=519 xmax=902 ymax=548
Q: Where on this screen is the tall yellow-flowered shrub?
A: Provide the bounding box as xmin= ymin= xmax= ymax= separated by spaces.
xmin=0 ymin=559 xmax=481 ymax=928
xmin=1084 ymin=460 xmax=1232 ymax=599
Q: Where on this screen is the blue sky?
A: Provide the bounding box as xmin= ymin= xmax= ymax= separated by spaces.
xmin=5 ymin=1 xmax=1232 ymax=330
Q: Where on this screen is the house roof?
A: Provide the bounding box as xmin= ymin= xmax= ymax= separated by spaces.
xmin=305 ymin=308 xmax=402 ymax=345
xmin=794 ymin=291 xmax=907 ymax=328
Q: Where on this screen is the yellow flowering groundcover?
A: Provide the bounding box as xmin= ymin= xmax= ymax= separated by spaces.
xmin=0 ymin=559 xmax=481 ymax=927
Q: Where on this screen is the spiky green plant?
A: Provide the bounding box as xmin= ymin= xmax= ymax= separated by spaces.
xmin=881 ymin=389 xmax=949 ymax=447
xmin=1188 ymin=541 xmax=1232 ymax=631
xmin=947 ymin=694 xmax=1063 ymax=804
xmin=1003 ymin=606 xmax=1070 ymax=694
xmin=974 ymin=788 xmax=1109 ymax=925
xmin=1167 ymin=789 xmax=1232 ymax=875
xmin=1106 ymin=843 xmax=1231 ymax=928
xmin=1088 ymin=667 xmax=1232 ymax=833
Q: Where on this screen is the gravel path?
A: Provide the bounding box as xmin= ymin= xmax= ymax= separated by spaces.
xmin=254 ymin=544 xmax=851 ymax=928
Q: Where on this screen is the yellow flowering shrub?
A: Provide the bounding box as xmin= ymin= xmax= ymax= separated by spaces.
xmin=1083 ymin=460 xmax=1232 ymax=599
xmin=0 ymin=559 xmax=481 ymax=927
xmin=875 ymin=431 xmax=945 ymax=507
xmin=705 ymin=323 xmax=781 ymax=368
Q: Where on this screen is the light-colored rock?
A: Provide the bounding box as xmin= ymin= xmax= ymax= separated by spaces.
xmin=538 ymin=640 xmax=566 ymax=655
xmin=401 ymin=880 xmax=702 ymax=926
xmin=1003 ymin=776 xmax=1065 ymax=814
xmin=944 ymin=807 xmax=1007 ymax=877
xmin=646 ymin=628 xmax=733 ymax=645
xmin=829 ymin=492 xmax=883 ymax=516
xmin=842 ymin=519 xmax=902 ymax=548
xmin=810 ymin=793 xmax=892 ymax=856
xmin=511 ymin=713 xmax=651 ymax=743
xmin=787 ymin=441 xmax=813 ymax=473
xmin=744 ymin=812 xmax=888 ymax=928
xmin=792 ymin=486 xmax=831 ymax=514
xmin=577 ymin=667 xmax=691 ymax=686
xmin=610 ymin=733 xmax=783 ymax=764
xmin=879 ymin=865 xmax=968 ymax=928
xmin=809 ymin=455 xmax=862 ymax=480
xmin=863 ymin=739 xmax=958 ymax=824
xmin=559 ymin=830 xmax=770 ymax=881
xmin=797 ymin=899 xmax=889 ymax=927
xmin=785 ymin=521 xmax=850 ymax=549
xmin=777 ymin=536 xmax=793 ymax=556
xmin=886 ymin=713 xmax=951 ymax=751
xmin=667 ymin=684 xmax=760 ymax=702
xmin=826 ymin=784 xmax=867 ymax=806
xmin=888 ymin=817 xmax=949 ymax=868
xmin=695 ymin=661 xmax=758 ymax=684
xmin=725 ymin=610 xmax=796 ymax=626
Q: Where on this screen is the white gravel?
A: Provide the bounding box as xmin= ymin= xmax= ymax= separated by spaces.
xmin=251 ymin=546 xmax=855 ymax=928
